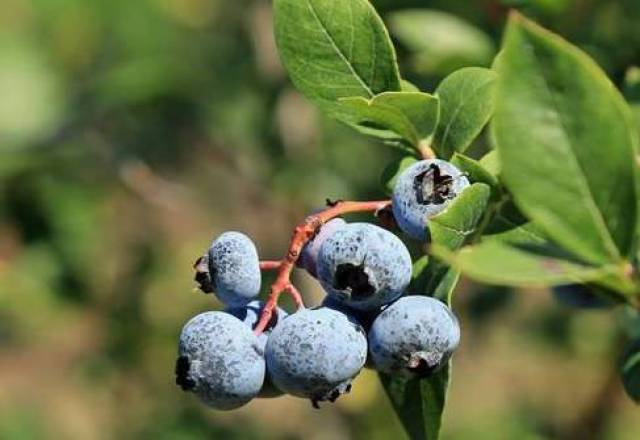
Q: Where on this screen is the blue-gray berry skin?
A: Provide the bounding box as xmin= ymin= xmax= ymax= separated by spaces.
xmin=176 ymin=312 xmax=265 ymax=410
xmin=265 ymin=307 xmax=367 ymax=406
xmin=392 ymin=159 xmax=469 ymax=240
xmin=321 ymin=296 xmax=382 ymax=369
xmin=316 ymin=223 xmax=412 ymax=311
xmin=207 ymin=231 xmax=261 ymax=307
xmin=368 ymin=296 xmax=460 ymax=378
xmin=321 ymin=296 xmax=381 ymax=332
xmin=298 ymin=218 xmax=347 ymax=277
xmin=225 ymin=300 xmax=288 ymax=349
xmin=225 ymin=300 xmax=289 ymax=398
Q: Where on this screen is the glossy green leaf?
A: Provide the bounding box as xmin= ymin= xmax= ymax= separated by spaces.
xmin=381 ymin=258 xmax=461 ymax=440
xmin=621 ymin=339 xmax=640 ymax=403
xmin=493 ymin=13 xmax=639 ymax=265
xmin=450 ymin=153 xmax=500 ymax=198
xmin=429 ymin=183 xmax=492 ymax=250
xmin=483 ymin=198 xmax=533 ymax=237
xmin=484 ymin=221 xmax=547 ymax=246
xmin=274 ymin=0 xmax=401 ymax=115
xmin=433 ymin=240 xmax=624 ymax=287
xmin=380 ymin=365 xmax=450 ymax=440
xmin=478 ymin=150 xmax=500 ymax=177
xmin=432 ymin=268 xmax=460 ymax=304
xmin=340 ymin=91 xmax=439 ymax=146
xmin=414 ymin=183 xmax=491 ymax=299
xmin=380 ymin=187 xmax=487 ymax=440
xmin=387 ymin=10 xmax=495 ymax=76
xmin=401 ymin=79 xmax=420 ymax=92
xmin=433 ymin=68 xmax=497 ymax=158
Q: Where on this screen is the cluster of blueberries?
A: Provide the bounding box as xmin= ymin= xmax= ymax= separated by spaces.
xmin=175 ymin=159 xmax=469 ymax=409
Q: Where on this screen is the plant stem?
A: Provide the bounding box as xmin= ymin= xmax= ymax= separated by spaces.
xmin=253 ymin=200 xmax=391 ymax=335
xmin=259 ymin=260 xmax=282 ymax=271
xmin=417 ymin=139 xmax=436 ymax=160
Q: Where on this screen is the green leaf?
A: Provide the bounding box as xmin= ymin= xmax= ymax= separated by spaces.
xmin=387 ymin=10 xmax=495 ymax=76
xmin=380 ymin=363 xmax=450 ymax=440
xmin=483 ymin=198 xmax=533 ymax=237
xmin=381 ymin=155 xmax=418 ymax=196
xmin=478 ymin=150 xmax=500 ymax=177
xmin=493 ymin=13 xmax=639 ymax=265
xmin=432 ymin=268 xmax=460 ymax=304
xmin=380 ymin=187 xmax=487 ymax=440
xmin=414 ymin=184 xmax=491 ymax=297
xmin=274 ymin=0 xmax=401 ymax=115
xmin=484 ymin=221 xmax=547 ymax=246
xmin=433 ymin=240 xmax=625 ymax=287
xmin=450 ymin=153 xmax=500 ymax=198
xmin=339 ymin=91 xmax=439 ymax=146
xmin=621 ymin=339 xmax=640 ymax=403
xmin=429 ymin=183 xmax=491 ymax=251
xmin=433 ymin=68 xmax=497 ymax=158
xmin=401 ymin=79 xmax=420 ymax=92
xmin=381 ymin=258 xmax=461 ymax=440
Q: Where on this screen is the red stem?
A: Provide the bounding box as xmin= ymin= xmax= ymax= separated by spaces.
xmin=259 ymin=260 xmax=282 ymax=271
xmin=253 ymin=200 xmax=391 ymax=335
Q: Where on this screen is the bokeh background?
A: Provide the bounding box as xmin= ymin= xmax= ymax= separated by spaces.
xmin=1 ymin=0 xmax=640 ymax=438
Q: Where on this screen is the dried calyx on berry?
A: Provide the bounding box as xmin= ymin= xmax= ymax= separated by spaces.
xmin=316 ymin=222 xmax=412 ymax=311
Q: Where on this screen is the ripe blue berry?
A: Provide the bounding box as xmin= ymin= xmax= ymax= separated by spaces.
xmin=392 ymin=159 xmax=469 ymax=240
xmin=321 ymin=295 xmax=381 ymax=332
xmin=368 ymin=296 xmax=460 ymax=378
xmin=206 ymin=231 xmax=261 ymax=307
xmin=176 ymin=312 xmax=265 ymax=410
xmin=225 ymin=300 xmax=289 ymax=397
xmin=265 ymin=307 xmax=367 ymax=406
xmin=298 ymin=218 xmax=347 ymax=277
xmin=316 ymin=222 xmax=412 ymax=311
xmin=225 ymin=300 xmax=288 ymax=350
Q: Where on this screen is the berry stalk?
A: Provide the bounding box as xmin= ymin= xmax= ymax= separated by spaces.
xmin=259 ymin=260 xmax=282 ymax=271
xmin=253 ymin=200 xmax=391 ymax=335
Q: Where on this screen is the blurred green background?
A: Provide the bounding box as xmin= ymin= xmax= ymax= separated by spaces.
xmin=1 ymin=0 xmax=639 ymax=438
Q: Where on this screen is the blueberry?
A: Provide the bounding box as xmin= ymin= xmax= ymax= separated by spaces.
xmin=321 ymin=295 xmax=381 ymax=332
xmin=176 ymin=312 xmax=265 ymax=410
xmin=205 ymin=231 xmax=261 ymax=307
xmin=392 ymin=159 xmax=469 ymax=240
xmin=321 ymin=296 xmax=383 ymax=369
xmin=316 ymin=222 xmax=412 ymax=311
xmin=225 ymin=300 xmax=288 ymax=349
xmin=298 ymin=218 xmax=347 ymax=277
xmin=552 ymin=284 xmax=615 ymax=309
xmin=265 ymin=307 xmax=367 ymax=406
xmin=368 ymin=296 xmax=460 ymax=378
xmin=225 ymin=300 xmax=289 ymax=398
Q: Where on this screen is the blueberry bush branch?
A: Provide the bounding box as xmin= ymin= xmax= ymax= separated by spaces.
xmin=252 ymin=200 xmax=391 ymax=334
xmin=259 ymin=260 xmax=283 ymax=271
xmin=176 ymin=0 xmax=640 ymax=437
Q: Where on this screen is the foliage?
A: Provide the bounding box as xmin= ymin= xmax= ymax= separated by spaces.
xmin=274 ymin=1 xmax=640 ymax=438
xmin=3 ymin=0 xmax=640 ymax=438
